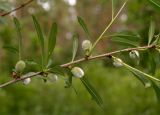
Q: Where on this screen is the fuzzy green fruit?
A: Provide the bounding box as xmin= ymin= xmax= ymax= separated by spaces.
xmin=47 ymin=73 xmax=58 ymax=82
xmin=113 ymin=58 xmax=123 ymax=67
xmin=82 ymin=40 xmax=92 ymax=51
xmin=23 ymin=78 xmax=31 ymax=85
xmin=71 ymin=67 xmax=84 ymax=78
xmin=15 ymin=60 xmax=26 ymax=72
xmin=82 ymin=40 xmax=92 ymax=56
xmin=129 ymin=50 xmax=139 ymax=59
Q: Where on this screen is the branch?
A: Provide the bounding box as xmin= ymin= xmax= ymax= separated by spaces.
xmin=0 ymin=44 xmax=157 ymax=88
xmin=61 ymin=44 xmax=155 ymax=67
xmin=90 ymin=0 xmax=128 ymax=53
xmin=0 ymin=0 xmax=34 ymax=17
xmin=0 ymin=72 xmax=41 ymax=88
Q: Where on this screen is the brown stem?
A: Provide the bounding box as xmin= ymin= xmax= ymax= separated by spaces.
xmin=61 ymin=45 xmax=155 ymax=67
xmin=1 ymin=0 xmax=34 ymax=17
xmin=0 ymin=44 xmax=156 ymax=88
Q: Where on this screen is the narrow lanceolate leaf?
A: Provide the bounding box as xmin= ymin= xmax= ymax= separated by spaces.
xmin=150 ymin=80 xmax=160 ymax=102
xmin=47 ymin=22 xmax=57 ymax=63
xmin=81 ymin=77 xmax=103 ymax=108
xmin=111 ymin=31 xmax=141 ymax=47
xmin=32 ymin=15 xmax=45 ymax=68
xmin=121 ymin=60 xmax=160 ymax=84
xmin=3 ymin=45 xmax=19 ymax=54
xmin=111 ymin=37 xmax=139 ymax=47
xmin=149 ymin=0 xmax=160 ymax=9
xmin=148 ymin=50 xmax=156 ymax=75
xmin=121 ymin=59 xmax=160 ymax=102
xmin=152 ymin=34 xmax=160 ymax=45
xmin=77 ymin=16 xmax=91 ymax=39
xmin=148 ymin=20 xmax=155 ymax=45
xmin=130 ymin=70 xmax=151 ymax=88
xmin=65 ymin=68 xmax=73 ymax=88
xmin=71 ymin=33 xmax=79 ymax=62
xmin=13 ymin=17 xmax=22 ymax=59
xmin=49 ymin=65 xmax=65 ymax=76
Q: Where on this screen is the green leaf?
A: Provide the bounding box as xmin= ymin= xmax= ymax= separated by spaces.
xmin=68 ymin=75 xmax=73 ymax=87
xmin=47 ymin=22 xmax=57 ymax=63
xmin=71 ymin=33 xmax=79 ymax=62
xmin=77 ymin=16 xmax=91 ymax=39
xmin=25 ymin=60 xmax=39 ymax=66
xmin=130 ymin=70 xmax=151 ymax=88
xmin=152 ymin=34 xmax=160 ymax=45
xmin=114 ymin=56 xmax=160 ymax=102
xmin=48 ymin=65 xmax=65 ymax=76
xmin=64 ymin=68 xmax=73 ymax=88
xmin=150 ymin=80 xmax=160 ymax=102
xmin=111 ymin=31 xmax=140 ymax=47
xmin=81 ymin=77 xmax=103 ymax=108
xmin=111 ymin=37 xmax=139 ymax=47
xmin=13 ymin=17 xmax=22 ymax=59
xmin=64 ymin=71 xmax=78 ymax=95
xmin=32 ymin=15 xmax=45 ymax=68
xmin=141 ymin=49 xmax=157 ymax=75
xmin=148 ymin=0 xmax=160 ymax=9
xmin=0 ymin=2 xmax=11 ymax=12
xmin=122 ymin=62 xmax=160 ymax=88
xmin=148 ymin=50 xmax=156 ymax=75
xmin=3 ymin=45 xmax=18 ymax=54
xmin=148 ymin=20 xmax=155 ymax=45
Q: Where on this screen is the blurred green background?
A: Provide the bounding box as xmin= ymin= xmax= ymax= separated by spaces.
xmin=0 ymin=0 xmax=160 ymax=115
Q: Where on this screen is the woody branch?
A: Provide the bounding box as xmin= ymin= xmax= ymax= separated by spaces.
xmin=0 ymin=44 xmax=157 ymax=88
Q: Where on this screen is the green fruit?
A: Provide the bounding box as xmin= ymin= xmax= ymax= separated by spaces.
xmin=15 ymin=60 xmax=26 ymax=72
xmin=113 ymin=58 xmax=123 ymax=67
xmin=47 ymin=74 xmax=58 ymax=82
xmin=82 ymin=40 xmax=92 ymax=51
xmin=71 ymin=67 xmax=84 ymax=78
xmin=23 ymin=78 xmax=31 ymax=85
xmin=129 ymin=50 xmax=139 ymax=59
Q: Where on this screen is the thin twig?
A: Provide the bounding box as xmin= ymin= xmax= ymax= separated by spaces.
xmin=90 ymin=0 xmax=128 ymax=54
xmin=1 ymin=0 xmax=34 ymax=17
xmin=0 ymin=44 xmax=157 ymax=88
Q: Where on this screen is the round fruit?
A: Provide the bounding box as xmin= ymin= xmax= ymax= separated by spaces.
xmin=71 ymin=67 xmax=84 ymax=78
xmin=23 ymin=78 xmax=31 ymax=85
xmin=82 ymin=40 xmax=92 ymax=51
xmin=15 ymin=60 xmax=26 ymax=72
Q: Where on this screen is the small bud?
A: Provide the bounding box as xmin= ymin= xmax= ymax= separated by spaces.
xmin=23 ymin=78 xmax=31 ymax=85
xmin=82 ymin=40 xmax=92 ymax=55
xmin=113 ymin=58 xmax=123 ymax=67
xmin=15 ymin=60 xmax=26 ymax=72
xmin=47 ymin=73 xmax=58 ymax=82
xmin=129 ymin=50 xmax=139 ymax=59
xmin=71 ymin=67 xmax=84 ymax=78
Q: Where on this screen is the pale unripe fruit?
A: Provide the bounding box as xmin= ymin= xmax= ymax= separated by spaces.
xmin=23 ymin=78 xmax=31 ymax=85
xmin=47 ymin=73 xmax=58 ymax=82
xmin=15 ymin=60 xmax=26 ymax=72
xmin=71 ymin=67 xmax=84 ymax=78
xmin=113 ymin=58 xmax=123 ymax=67
xmin=129 ymin=50 xmax=139 ymax=59
xmin=82 ymin=40 xmax=92 ymax=52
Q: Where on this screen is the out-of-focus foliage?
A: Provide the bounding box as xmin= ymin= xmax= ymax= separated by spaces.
xmin=0 ymin=0 xmax=160 ymax=114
